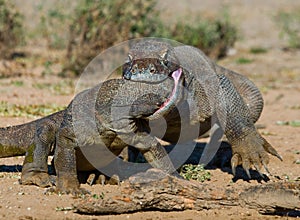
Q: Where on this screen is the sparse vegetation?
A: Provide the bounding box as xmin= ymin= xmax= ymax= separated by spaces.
xmin=275 ymin=9 xmax=300 ymax=49
xmin=64 ymin=0 xmax=164 ymax=74
xmin=11 ymin=80 xmax=24 ymax=87
xmin=0 ymin=1 xmax=238 ymax=75
xmin=180 ymin=164 xmax=211 ymax=182
xmin=63 ymin=0 xmax=238 ymax=75
xmin=32 ymin=80 xmax=74 ymax=95
xmin=250 ymin=47 xmax=268 ymax=54
xmin=276 ymin=120 xmax=300 ymax=127
xmin=168 ymin=9 xmax=238 ymax=59
xmin=235 ymin=57 xmax=253 ymax=64
xmin=0 ymin=0 xmax=24 ymax=59
xmin=0 ymin=101 xmax=65 ymax=118
xmin=35 ymin=1 xmax=73 ymax=49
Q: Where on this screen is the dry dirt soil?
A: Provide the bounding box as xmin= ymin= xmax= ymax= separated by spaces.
xmin=0 ymin=1 xmax=299 ymax=219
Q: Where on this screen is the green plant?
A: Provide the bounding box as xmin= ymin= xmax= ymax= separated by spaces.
xmin=0 ymin=101 xmax=65 ymax=118
xmin=41 ymin=60 xmax=54 ymax=76
xmin=275 ymin=10 xmax=300 ymax=49
xmin=276 ymin=120 xmax=300 ymax=127
xmin=180 ymin=164 xmax=211 ymax=182
xmin=64 ymin=0 xmax=164 ymax=75
xmin=250 ymin=47 xmax=268 ymax=54
xmin=11 ymin=80 xmax=24 ymax=87
xmin=33 ymin=80 xmax=74 ymax=95
xmin=0 ymin=0 xmax=24 ymax=59
xmin=35 ymin=1 xmax=72 ymax=49
xmin=168 ymin=9 xmax=238 ymax=59
xmin=235 ymin=57 xmax=253 ymax=64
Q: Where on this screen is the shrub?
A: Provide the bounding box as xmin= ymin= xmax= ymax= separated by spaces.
xmin=0 ymin=0 xmax=24 ymax=59
xmin=275 ymin=10 xmax=300 ymax=49
xmin=64 ymin=0 xmax=164 ymax=75
xmin=168 ymin=17 xmax=237 ymax=59
xmin=180 ymin=164 xmax=211 ymax=182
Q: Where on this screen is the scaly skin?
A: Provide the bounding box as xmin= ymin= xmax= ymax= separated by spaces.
xmin=0 ymin=110 xmax=64 ymax=187
xmin=53 ymin=77 xmax=183 ymax=194
xmin=122 ymin=40 xmax=282 ymax=178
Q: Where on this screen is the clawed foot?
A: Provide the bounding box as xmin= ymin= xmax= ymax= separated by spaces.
xmin=20 ymin=171 xmax=54 ymax=188
xmin=45 ymin=186 xmax=90 ymax=196
xmin=230 ymin=131 xmax=282 ymax=179
xmin=87 ymin=173 xmax=120 ymax=186
xmin=46 ymin=175 xmax=90 ymax=196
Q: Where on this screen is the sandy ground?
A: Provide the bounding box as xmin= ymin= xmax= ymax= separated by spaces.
xmin=0 ymin=1 xmax=299 ymax=219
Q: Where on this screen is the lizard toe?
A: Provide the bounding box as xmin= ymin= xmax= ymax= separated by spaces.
xmin=97 ymin=174 xmax=106 ymax=185
xmin=241 ymin=158 xmax=251 ymax=179
xmin=262 ymin=137 xmax=283 ymax=161
xmin=21 ymin=171 xmax=53 ymax=188
xmin=107 ymin=174 xmax=121 ymax=185
xmin=231 ymin=153 xmax=241 ymax=176
xmin=253 ymin=164 xmax=264 ymax=178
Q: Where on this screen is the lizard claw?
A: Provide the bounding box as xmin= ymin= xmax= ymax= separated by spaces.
xmin=242 ymin=159 xmax=251 ymax=179
xmin=262 ymin=160 xmax=271 ymax=175
xmin=262 ymin=137 xmax=283 ymax=161
xmin=98 ymin=174 xmax=106 ymax=185
xmin=87 ymin=173 xmax=96 ymax=185
xmin=254 ymin=164 xmax=264 ymax=178
xmin=231 ymin=154 xmax=240 ymax=176
xmin=230 ymin=130 xmax=282 ymax=179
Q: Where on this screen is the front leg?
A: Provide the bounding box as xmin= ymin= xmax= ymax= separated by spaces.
xmin=217 ymin=74 xmax=282 ymax=178
xmin=21 ymin=122 xmax=57 ymax=187
xmin=119 ymin=132 xmax=176 ymax=175
xmin=54 ymin=127 xmax=88 ymax=195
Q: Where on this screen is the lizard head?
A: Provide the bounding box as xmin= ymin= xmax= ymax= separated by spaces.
xmin=123 ymin=40 xmax=181 ymax=83
xmin=122 ymin=40 xmax=184 ymax=120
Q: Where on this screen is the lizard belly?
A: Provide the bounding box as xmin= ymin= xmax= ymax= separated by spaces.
xmin=150 ymin=104 xmax=212 ymax=143
xmin=75 ymin=130 xmax=126 ymax=171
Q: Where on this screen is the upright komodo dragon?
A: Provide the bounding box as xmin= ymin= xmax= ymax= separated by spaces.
xmin=0 ymin=76 xmax=183 ymax=194
xmin=122 ymin=40 xmax=282 ymax=178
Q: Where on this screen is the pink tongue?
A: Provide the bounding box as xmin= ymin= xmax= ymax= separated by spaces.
xmin=148 ymin=68 xmax=182 ymax=120
xmin=159 ymin=68 xmax=182 ymax=108
xmin=171 ymin=68 xmax=182 ymax=82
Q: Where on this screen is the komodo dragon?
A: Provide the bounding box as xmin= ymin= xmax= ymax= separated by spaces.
xmin=122 ymin=40 xmax=282 ymax=178
xmin=0 ymin=75 xmax=183 ymax=194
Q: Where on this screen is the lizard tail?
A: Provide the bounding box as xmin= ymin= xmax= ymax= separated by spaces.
xmin=0 ymin=123 xmax=35 ymax=158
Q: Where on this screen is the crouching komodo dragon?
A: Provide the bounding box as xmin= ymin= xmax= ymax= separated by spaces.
xmin=123 ymin=40 xmax=282 ymax=178
xmin=0 ymin=75 xmax=183 ymax=194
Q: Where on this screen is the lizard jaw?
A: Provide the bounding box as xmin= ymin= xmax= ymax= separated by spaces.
xmin=147 ymin=68 xmax=183 ymax=120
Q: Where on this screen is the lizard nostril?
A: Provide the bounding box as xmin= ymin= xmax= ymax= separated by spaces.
xmin=123 ymin=71 xmax=132 ymax=79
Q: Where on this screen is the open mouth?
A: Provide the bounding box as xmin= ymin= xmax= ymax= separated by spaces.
xmin=147 ymin=68 xmax=182 ymax=120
